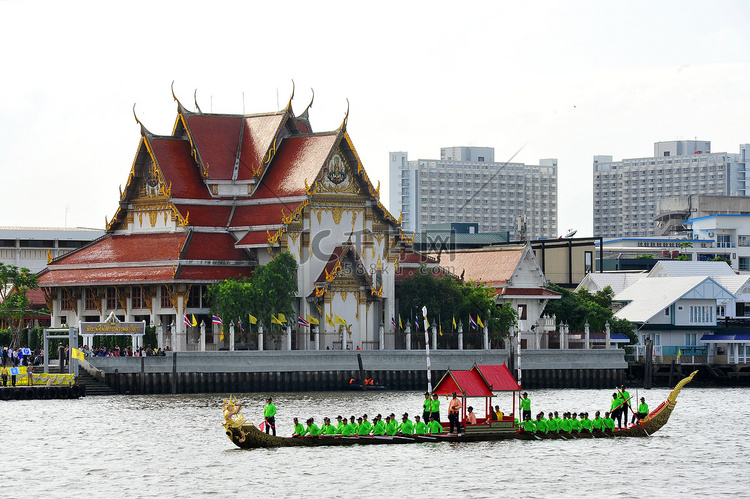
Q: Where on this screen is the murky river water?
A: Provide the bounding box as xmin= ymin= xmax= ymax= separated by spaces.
xmin=3 ymin=385 xmax=746 ymax=498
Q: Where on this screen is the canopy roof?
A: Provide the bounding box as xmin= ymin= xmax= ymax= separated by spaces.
xmin=472 ymin=364 xmax=521 ymax=392
xmin=433 ymin=369 xmax=493 ymax=397
xmin=700 ymin=333 xmax=750 ymax=344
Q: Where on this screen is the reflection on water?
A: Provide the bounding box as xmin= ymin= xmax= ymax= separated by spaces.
xmin=4 ymin=386 xmax=743 ymax=498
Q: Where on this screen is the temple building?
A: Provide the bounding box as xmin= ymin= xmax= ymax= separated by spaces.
xmin=38 ymin=89 xmax=428 ymax=351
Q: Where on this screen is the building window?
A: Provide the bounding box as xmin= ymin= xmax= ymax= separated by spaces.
xmin=740 ymin=257 xmax=750 ymax=271
xmin=739 ymin=236 xmax=750 ymax=247
xmin=85 ymin=289 xmax=97 ymax=311
xmin=106 ymin=287 xmax=118 ymax=310
xmin=132 ymin=286 xmax=143 ymax=309
xmin=161 ymin=285 xmax=173 ymax=309
xmin=717 ymin=234 xmax=731 ymax=248
xmin=60 ymin=289 xmax=73 ymax=311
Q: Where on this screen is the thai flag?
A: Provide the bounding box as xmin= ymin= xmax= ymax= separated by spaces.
xmin=183 ymin=314 xmax=191 ymax=327
xmin=237 ymin=317 xmax=245 ymax=332
xmin=415 ymin=315 xmax=420 ymax=330
xmin=258 ymin=420 xmax=266 ymax=432
xmin=212 ymin=315 xmax=223 ymax=325
xmin=391 ymin=316 xmax=397 ymax=329
xmin=298 ymin=315 xmax=310 ymax=327
xmin=469 ymin=315 xmax=478 ymax=330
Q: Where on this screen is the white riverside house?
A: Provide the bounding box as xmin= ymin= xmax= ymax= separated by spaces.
xmin=578 ymin=261 xmax=750 ymax=364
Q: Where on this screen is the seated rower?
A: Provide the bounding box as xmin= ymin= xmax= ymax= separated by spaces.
xmin=592 ymin=411 xmax=603 ymax=432
xmin=535 ymin=412 xmax=547 ymax=434
xmin=603 ymin=412 xmax=616 ymax=432
xmin=633 ymin=397 xmax=649 ymax=424
xmin=386 ymin=415 xmax=399 ymax=435
xmin=323 ymin=417 xmax=337 ymax=435
xmin=357 ymin=415 xmax=372 ymax=435
xmin=336 ymin=415 xmax=345 ymax=434
xmin=372 ymin=414 xmax=386 ymax=435
xmin=428 ymin=415 xmax=443 ymax=435
xmin=292 ymin=417 xmax=305 ymax=437
xmin=342 ymin=416 xmax=357 ymax=436
xmin=547 ymin=412 xmax=558 ymax=433
xmin=414 ymin=415 xmax=428 ymax=435
xmin=559 ymin=413 xmax=572 ymax=433
xmin=303 ymin=418 xmax=320 ymax=436
xmin=399 ymin=413 xmax=414 ymax=435
xmin=522 ymin=417 xmax=536 ymax=433
xmin=570 ymin=412 xmax=581 ymax=433
xmin=580 ymin=412 xmax=593 ymax=432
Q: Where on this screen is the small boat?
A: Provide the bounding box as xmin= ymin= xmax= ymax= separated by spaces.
xmin=347 ymin=378 xmax=387 ymax=391
xmin=221 ymin=370 xmax=697 ymax=449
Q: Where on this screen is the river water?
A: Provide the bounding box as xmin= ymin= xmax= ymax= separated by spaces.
xmin=4 ymin=385 xmax=745 ymax=498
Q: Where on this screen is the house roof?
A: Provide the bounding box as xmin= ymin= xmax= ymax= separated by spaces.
xmin=614 ymin=276 xmax=736 ymax=323
xmin=431 ymin=246 xmax=526 ymax=286
xmin=648 ymin=260 xmax=735 ymax=278
xmin=433 ymin=369 xmax=494 ymax=397
xmin=575 ymin=271 xmax=647 ymax=295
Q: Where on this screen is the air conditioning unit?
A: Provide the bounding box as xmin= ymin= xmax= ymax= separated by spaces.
xmin=708 ymin=232 xmax=714 ymax=237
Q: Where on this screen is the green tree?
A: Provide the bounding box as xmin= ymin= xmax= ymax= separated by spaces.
xmin=709 ymin=256 xmax=731 ymax=265
xmin=206 ymin=251 xmax=298 ymax=347
xmin=0 ymin=263 xmax=40 ymax=348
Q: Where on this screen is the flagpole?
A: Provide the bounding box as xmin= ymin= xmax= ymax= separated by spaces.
xmin=422 ymin=306 xmax=432 ymax=393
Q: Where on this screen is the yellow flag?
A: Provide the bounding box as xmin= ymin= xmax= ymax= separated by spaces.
xmin=425 ymin=317 xmax=430 ymax=329
xmin=452 ymin=316 xmax=457 ymax=329
xmin=220 ymin=329 xmax=224 ymax=342
xmin=278 ymin=313 xmax=286 ymax=323
xmin=271 ymin=314 xmax=282 ymax=325
xmin=439 ymin=323 xmax=443 ymax=337
xmin=71 ymin=348 xmax=84 ymax=361
xmin=248 ymin=313 xmax=258 ymax=325
xmin=677 ymin=349 xmax=681 ymax=360
xmin=326 ymin=314 xmax=335 ymax=327
xmin=399 ymin=316 xmax=403 ymax=329
xmin=306 ymin=314 xmax=320 ymax=325
xmin=477 ymin=316 xmax=485 ymax=328
xmin=191 ymin=314 xmax=198 ymax=327
xmin=334 ymin=314 xmax=347 ymax=326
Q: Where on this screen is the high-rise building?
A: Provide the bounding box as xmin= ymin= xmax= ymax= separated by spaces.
xmin=593 ymin=140 xmax=750 ymax=238
xmin=389 ymin=147 xmax=558 ymax=239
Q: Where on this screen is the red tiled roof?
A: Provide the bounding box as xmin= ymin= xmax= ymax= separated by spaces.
xmin=473 ymin=364 xmax=521 ymax=392
xmin=314 ymin=246 xmax=345 ymax=283
xmin=236 ymin=113 xmax=286 ymax=180
xmin=182 ymin=232 xmax=248 ymax=261
xmin=49 ymin=233 xmax=186 ymax=265
xmin=150 ymin=138 xmax=210 ymax=199
xmin=185 ymin=115 xmax=243 ymax=181
xmin=435 ymin=247 xmax=524 ymax=286
xmin=177 ymin=266 xmax=253 ymax=281
xmin=252 ymin=134 xmax=338 ymax=199
xmin=433 ymin=370 xmax=493 ymax=397
xmin=236 ymin=231 xmax=271 ymax=247
xmin=229 ymin=202 xmax=304 ymax=228
xmin=40 ymin=266 xmax=177 ymax=286
xmin=172 ymin=204 xmax=232 ymax=227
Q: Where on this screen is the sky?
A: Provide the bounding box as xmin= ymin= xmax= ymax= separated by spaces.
xmin=1 ymin=0 xmax=749 ymax=237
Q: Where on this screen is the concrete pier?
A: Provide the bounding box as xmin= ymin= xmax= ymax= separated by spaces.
xmin=87 ymin=349 xmax=628 ymax=394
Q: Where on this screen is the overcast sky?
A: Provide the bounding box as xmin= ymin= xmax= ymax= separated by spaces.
xmin=2 ymin=0 xmax=749 ymax=236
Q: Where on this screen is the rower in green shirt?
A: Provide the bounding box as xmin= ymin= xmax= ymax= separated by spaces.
xmin=604 ymin=412 xmax=616 ymax=432
xmin=570 ymin=413 xmax=581 ymax=432
xmin=430 ymin=394 xmax=441 ymax=422
xmin=336 ymin=416 xmax=345 ymax=433
xmin=302 ymin=418 xmax=320 ymax=436
xmin=592 ymin=411 xmax=603 ymax=432
xmin=559 ymin=413 xmax=572 ymax=433
xmin=580 ymin=412 xmax=593 ymax=432
xmin=399 ymin=413 xmax=414 ymax=435
xmin=342 ymin=417 xmax=356 ymax=436
xmin=414 ymin=415 xmax=428 ymax=435
xmin=372 ymin=415 xmax=386 ymax=435
xmin=547 ymin=412 xmax=557 ymax=433
xmin=535 ymin=413 xmax=548 ymax=434
xmin=633 ymin=397 xmax=649 ymax=424
xmin=385 ymin=416 xmax=398 ymax=435
xmin=522 ymin=418 xmax=536 ymax=433
xmin=357 ymin=415 xmax=372 ymax=435
xmin=428 ymin=416 xmax=443 ymax=434
xmin=322 ymin=417 xmax=337 ymax=435
xmin=292 ymin=417 xmax=305 ymax=437
xmin=263 ymin=397 xmax=277 ymax=436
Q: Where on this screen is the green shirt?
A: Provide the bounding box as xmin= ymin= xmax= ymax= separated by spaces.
xmin=592 ymin=418 xmax=603 ymax=431
xmin=621 ymin=391 xmax=631 ymax=406
xmin=430 ymin=399 xmax=440 ymax=412
xmin=336 ymin=422 xmax=345 ymax=433
xmin=414 ymin=421 xmax=428 ymax=434
xmin=570 ymin=419 xmax=581 ymax=432
xmin=342 ymin=423 xmax=355 ymax=436
xmin=304 ymin=424 xmax=320 ymax=436
xmin=372 ymin=420 xmax=386 ymax=435
xmin=560 ymin=419 xmax=571 ymax=432
xmin=604 ymin=417 xmax=615 ymax=430
xmin=611 ymin=396 xmax=622 ymax=411
xmin=386 ymin=420 xmax=398 ymax=435
xmin=399 ymin=420 xmax=414 ymax=435
xmin=520 ymin=397 xmax=531 ymax=411
xmin=263 ymin=403 xmax=276 ymax=418
xmin=428 ymin=420 xmax=443 ymax=434
xmin=522 ymin=419 xmax=536 ymax=432
xmin=323 ymin=424 xmax=336 ymax=435
xmin=535 ymin=419 xmax=548 ymax=434
xmin=357 ymin=420 xmax=372 ymax=435
xmin=546 ymin=418 xmax=557 ymax=432
xmin=580 ymin=418 xmax=593 ymax=431
xmin=423 ymin=398 xmax=431 ymax=413
xmin=638 ymin=403 xmax=649 ymax=414
xmin=292 ymin=423 xmax=305 ymax=435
